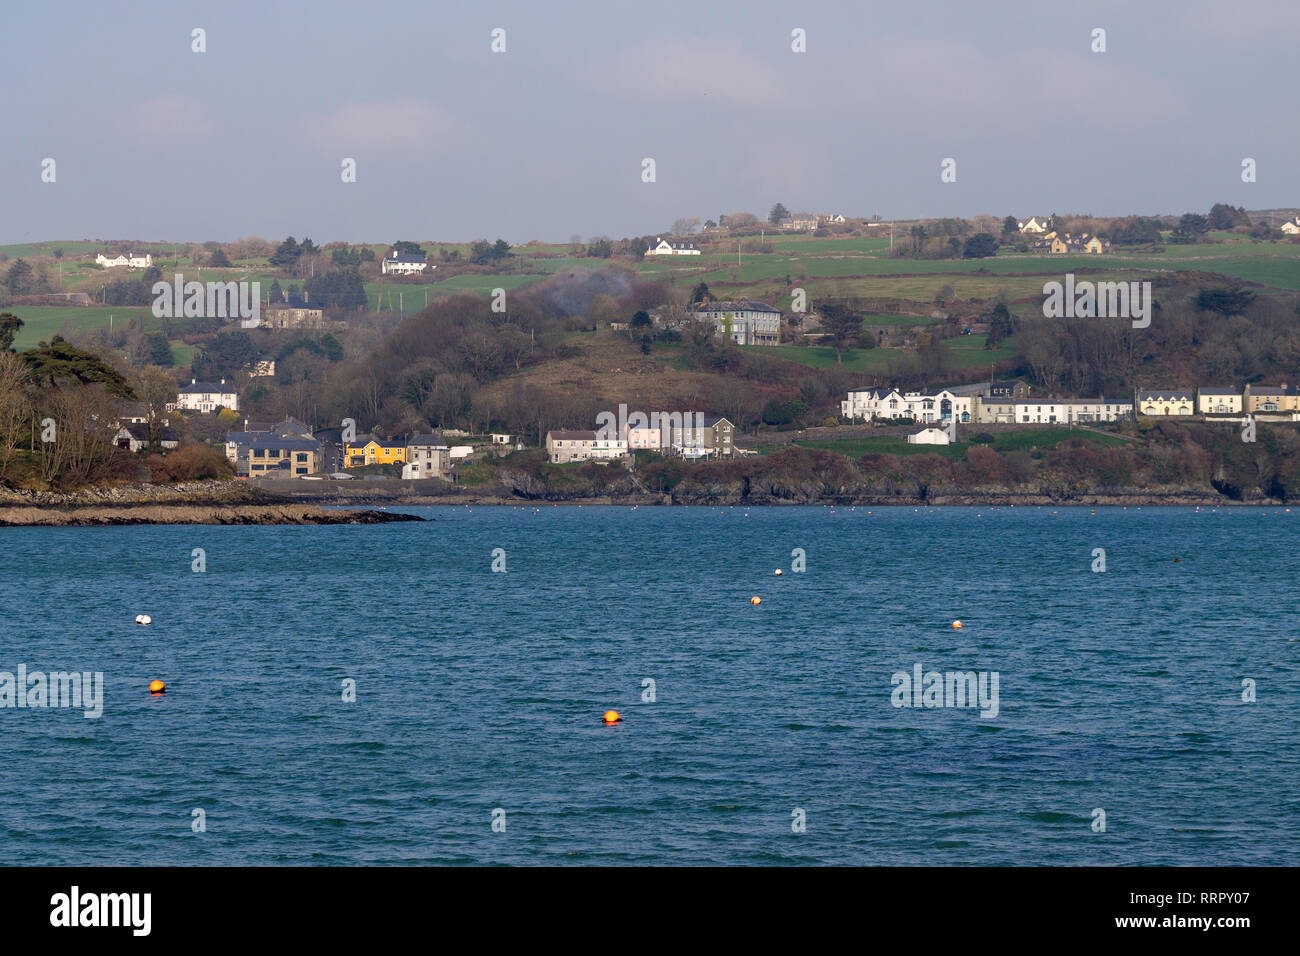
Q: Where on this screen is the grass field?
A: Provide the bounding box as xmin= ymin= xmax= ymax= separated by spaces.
xmin=7 ymin=305 xmax=154 ymax=350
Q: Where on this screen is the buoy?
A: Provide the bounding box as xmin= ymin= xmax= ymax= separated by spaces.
xmin=951 ymin=620 xmax=963 ymax=629
xmin=135 ymin=614 xmax=152 ymax=626
xmin=774 ymin=569 xmax=783 ymax=576
xmin=603 ymin=710 xmax=621 ymax=724
xmin=149 ymin=680 xmax=165 ymax=693
xmin=750 ymin=596 xmax=762 ymax=605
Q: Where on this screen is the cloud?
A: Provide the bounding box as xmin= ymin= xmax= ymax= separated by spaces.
xmin=124 ymin=95 xmax=216 ymax=141
xmin=616 ymin=36 xmax=789 ymax=108
xmin=302 ymin=98 xmax=456 ymax=156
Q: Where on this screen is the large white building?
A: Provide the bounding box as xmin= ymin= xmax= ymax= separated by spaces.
xmin=646 ymin=238 xmax=701 ymax=256
xmin=695 ymin=300 xmax=782 ymax=346
xmin=96 ymin=252 xmax=153 ymax=269
xmin=1012 ymin=397 xmax=1133 ymax=424
xmin=173 ymin=378 xmax=239 ymax=414
xmin=841 ymin=387 xmax=972 ymax=424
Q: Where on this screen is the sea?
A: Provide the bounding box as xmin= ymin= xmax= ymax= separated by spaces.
xmin=1 ymin=505 xmax=1296 ymax=865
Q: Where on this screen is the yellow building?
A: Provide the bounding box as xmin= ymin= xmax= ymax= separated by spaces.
xmin=344 ymin=435 xmax=407 ymax=467
xmin=1197 ymin=388 xmax=1242 ymax=415
xmin=1049 ymin=237 xmax=1068 ymax=254
xmin=1082 ymin=236 xmax=1106 ymax=254
xmin=1243 ymin=384 xmax=1300 ymax=414
xmin=1136 ymin=389 xmax=1194 ymax=416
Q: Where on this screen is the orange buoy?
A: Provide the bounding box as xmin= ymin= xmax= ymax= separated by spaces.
xmin=603 ymin=710 xmax=621 ymax=724
xmin=951 ymin=620 xmax=963 ymax=629
xmin=149 ymin=680 xmax=165 ymax=693
xmin=750 ymin=596 xmax=761 ymax=605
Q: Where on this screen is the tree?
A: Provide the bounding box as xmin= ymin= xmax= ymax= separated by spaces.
xmin=690 ymin=282 xmax=711 ymax=304
xmin=270 ymin=278 xmax=283 ymax=303
xmin=393 ymin=241 xmax=423 ymax=257
xmin=21 ymin=336 xmax=135 ymax=397
xmin=1207 ymin=203 xmax=1250 ymax=230
xmin=269 ymin=237 xmax=302 ymax=267
xmin=768 ymin=203 xmax=790 ymax=225
xmin=209 ymin=247 xmax=232 ymax=267
xmin=631 ymin=310 xmax=652 ymax=330
xmin=986 ymin=302 xmax=1014 ymax=348
xmin=962 ymin=233 xmax=999 ymax=258
xmin=5 ymin=259 xmax=34 ymax=295
xmin=0 ymin=313 xmax=23 ymax=351
xmin=1002 ymin=215 xmax=1019 ymax=236
xmin=491 ymin=239 xmax=512 ymax=260
xmin=132 ymin=366 xmax=179 ymax=443
xmin=818 ymin=303 xmax=863 ymax=364
xmin=145 ymin=333 xmax=174 ymax=367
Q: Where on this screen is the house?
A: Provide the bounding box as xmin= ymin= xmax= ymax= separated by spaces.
xmin=626 ymin=423 xmax=662 ymax=451
xmin=973 ymin=395 xmax=1015 ymax=424
xmin=261 ymin=307 xmax=329 ymax=329
xmin=403 ymin=434 xmax=451 ymax=478
xmin=343 ymin=435 xmax=407 ymax=467
xmin=779 ymin=218 xmax=819 ymax=232
xmin=1013 ymin=397 xmax=1132 ymax=424
xmin=1279 ymin=218 xmax=1300 ymax=235
xmin=113 ymin=424 xmax=179 ymax=452
xmin=646 ymin=238 xmax=701 ymax=256
xmin=1243 ymin=383 xmax=1300 ymax=413
xmin=694 ymin=300 xmax=782 ymax=346
xmin=1081 ymin=235 xmax=1108 ymax=254
xmin=844 ymin=387 xmax=972 ymax=423
xmin=698 ymin=416 xmax=734 ymax=456
xmin=545 ymin=430 xmax=628 ymax=463
xmin=841 ymin=387 xmax=900 ymax=420
xmin=225 ymin=420 xmax=319 ymax=476
xmin=907 ymin=427 xmax=950 ymax=445
xmin=1049 ymin=237 xmax=1069 ymax=254
xmin=1197 ymin=387 xmax=1243 ymax=415
xmin=490 ymin=433 xmax=513 ymax=445
xmin=113 ymin=401 xmax=151 ymax=426
xmin=948 ymin=379 xmax=1029 ymax=400
xmin=96 ymin=252 xmax=153 ymax=269
xmin=825 ymin=214 xmax=847 ymax=223
xmin=1018 ymin=217 xmax=1050 ymax=234
xmin=249 ymin=358 xmax=276 ymax=377
xmin=381 ymin=250 xmax=430 ymax=275
xmin=173 ymin=378 xmax=238 ymax=414
xmin=1136 ymin=390 xmax=1195 ymax=416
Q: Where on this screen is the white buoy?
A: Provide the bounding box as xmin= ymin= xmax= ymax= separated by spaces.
xmin=774 ymin=569 xmax=783 ymax=576
xmin=135 ymin=614 xmax=152 ymax=626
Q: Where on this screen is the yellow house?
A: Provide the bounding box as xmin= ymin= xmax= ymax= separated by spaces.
xmin=1049 ymin=237 xmax=1068 ymax=254
xmin=344 ymin=435 xmax=407 ymax=467
xmin=1243 ymin=384 xmax=1300 ymax=414
xmin=1082 ymin=236 xmax=1106 ymax=254
xmin=1136 ymin=389 xmax=1194 ymax=416
xmin=1197 ymin=388 xmax=1242 ymax=415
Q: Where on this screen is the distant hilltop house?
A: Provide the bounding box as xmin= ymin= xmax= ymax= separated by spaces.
xmin=260 ymin=307 xmax=332 ymax=329
xmin=96 ymin=252 xmax=153 ymax=269
xmin=694 ymin=299 xmax=782 ymax=346
xmin=172 ymin=378 xmax=238 ymax=414
xmin=1280 ymin=217 xmax=1300 ymax=235
xmin=646 ymin=238 xmax=701 ymax=256
xmin=1034 ymin=232 xmax=1110 ymax=255
xmin=778 ymin=218 xmax=819 ymax=232
xmin=1136 ymin=390 xmax=1195 ymax=416
xmin=1018 ymin=217 xmax=1050 ymax=234
xmin=381 ymin=250 xmax=431 ymax=275
xmin=225 ymin=419 xmax=319 ymax=477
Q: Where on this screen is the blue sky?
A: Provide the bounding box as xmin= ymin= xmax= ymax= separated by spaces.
xmin=3 ymin=0 xmax=1297 ymax=245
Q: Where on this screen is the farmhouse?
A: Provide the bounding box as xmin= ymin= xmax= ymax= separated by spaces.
xmin=646 ymin=238 xmax=701 ymax=256
xmin=381 ymin=250 xmax=430 ymax=275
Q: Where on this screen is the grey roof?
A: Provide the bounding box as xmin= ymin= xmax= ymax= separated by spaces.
xmin=548 ymin=430 xmax=598 ymax=441
xmin=1198 ymin=387 xmax=1240 ymax=395
xmin=1137 ymin=390 xmax=1194 ymax=399
xmin=250 ymin=438 xmax=319 ymax=451
xmin=384 ymin=252 xmax=426 ymax=263
xmin=407 ymin=433 xmax=444 ymax=447
xmin=701 ymin=416 xmax=732 ymax=427
xmin=695 ymin=299 xmax=781 ymax=315
xmin=180 ymin=381 xmax=235 ymax=394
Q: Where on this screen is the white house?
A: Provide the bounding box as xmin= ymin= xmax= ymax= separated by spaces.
xmin=96 ymin=252 xmax=154 ymax=269
xmin=841 ymin=387 xmax=900 ymax=421
xmin=694 ymin=300 xmax=782 ymax=346
xmin=1013 ymin=397 xmax=1133 ymax=424
xmin=626 ymin=424 xmax=662 ymax=451
xmin=381 ymin=250 xmax=430 ymax=275
xmin=907 ymin=427 xmax=950 ymax=445
xmin=1197 ymin=388 xmax=1243 ymax=415
xmin=404 ymin=434 xmax=451 ymax=478
xmin=172 ymin=378 xmax=238 ymax=414
xmin=1018 ymin=217 xmax=1050 ymax=234
xmin=844 ymin=387 xmax=972 ymax=424
xmin=646 ymin=238 xmax=701 ymax=256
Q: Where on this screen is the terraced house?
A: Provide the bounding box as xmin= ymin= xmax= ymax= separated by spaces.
xmin=344 ymin=435 xmax=407 ymax=467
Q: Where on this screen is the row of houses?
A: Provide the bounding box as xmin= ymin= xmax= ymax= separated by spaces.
xmin=546 ymin=416 xmax=735 ymax=463
xmin=843 ymin=380 xmax=1300 ymax=425
xmin=96 ymin=252 xmax=154 ymax=268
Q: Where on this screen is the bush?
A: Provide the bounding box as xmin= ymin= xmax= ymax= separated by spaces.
xmin=145 ymin=444 xmax=233 ymax=483
xmin=972 ymin=433 xmax=995 ymax=444
xmin=823 ymin=417 xmax=839 ymax=428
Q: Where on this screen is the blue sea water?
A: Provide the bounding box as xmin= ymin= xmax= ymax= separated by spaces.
xmin=0 ymin=505 xmax=1296 ymax=866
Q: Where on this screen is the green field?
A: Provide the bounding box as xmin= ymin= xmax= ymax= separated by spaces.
xmin=7 ymin=305 xmax=154 ymax=350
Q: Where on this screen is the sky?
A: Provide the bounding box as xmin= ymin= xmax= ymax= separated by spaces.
xmin=2 ymin=0 xmax=1297 ymax=246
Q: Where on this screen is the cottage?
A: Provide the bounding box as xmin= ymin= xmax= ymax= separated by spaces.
xmin=646 ymin=238 xmax=701 ymax=256
xmin=96 ymin=252 xmax=153 ymax=269
xmin=1136 ymin=390 xmax=1195 ymax=416
xmin=113 ymin=424 xmax=179 ymax=452
xmin=380 ymin=250 xmax=430 ymax=275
